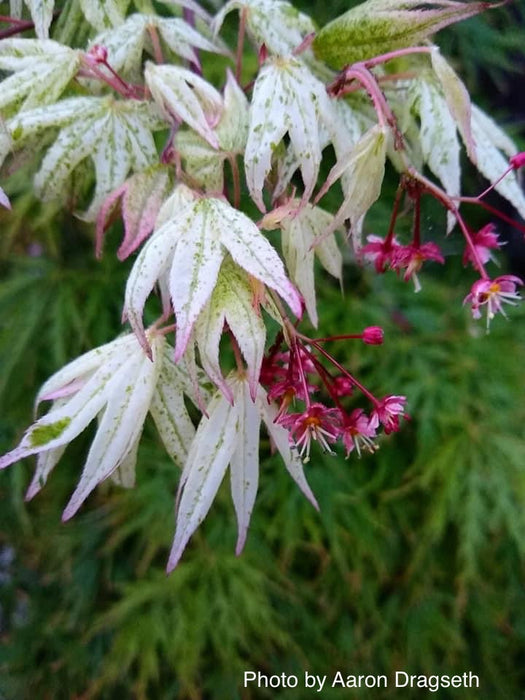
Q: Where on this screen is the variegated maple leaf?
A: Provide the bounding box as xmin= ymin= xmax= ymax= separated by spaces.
xmin=90 ymin=12 xmax=225 ymax=81
xmin=409 ymin=72 xmax=461 ymax=233
xmin=245 ymin=54 xmax=337 ymax=211
xmin=96 ymin=164 xmax=172 ymax=259
xmin=316 ymin=124 xmax=389 ymax=249
xmin=145 ymin=62 xmax=223 ymax=148
xmin=124 ymin=186 xmax=302 ymax=362
xmin=0 ymin=333 xmax=207 ymax=518
xmin=213 ymin=0 xmax=316 ymax=59
xmin=175 ymin=69 xmax=249 ymax=192
xmin=0 ymin=96 xmax=165 ymax=220
xmin=168 ymin=372 xmax=319 ymax=570
xmin=0 ymin=39 xmax=81 ymax=114
xmin=193 ymin=256 xmax=269 ymax=401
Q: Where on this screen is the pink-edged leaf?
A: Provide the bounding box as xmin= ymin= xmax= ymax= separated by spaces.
xmin=35 ymin=333 xmax=137 ymax=408
xmin=145 ymin=62 xmax=222 ymax=149
xmin=118 ymin=168 xmax=170 ymax=259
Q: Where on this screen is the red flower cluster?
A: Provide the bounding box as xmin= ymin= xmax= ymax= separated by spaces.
xmin=260 ymin=329 xmax=407 ymax=462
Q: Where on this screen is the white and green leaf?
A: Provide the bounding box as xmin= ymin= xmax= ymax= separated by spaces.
xmin=209 ymin=198 xmax=302 ymax=317
xmin=79 ymin=0 xmax=129 ymax=31
xmin=145 ymin=62 xmax=222 ymax=148
xmin=168 ymin=200 xmax=225 ymax=360
xmin=245 ymin=57 xmax=326 ymax=211
xmin=431 ymin=47 xmax=475 ymax=163
xmin=62 ymin=338 xmax=161 ymax=520
xmin=195 ymin=258 xmax=266 ymax=399
xmin=415 ymin=76 xmax=460 ymax=232
xmin=230 ymin=378 xmax=261 ymax=555
xmin=470 ymin=105 xmax=525 ymax=219
xmin=0 ymin=39 xmax=80 ymax=112
xmin=25 ymin=0 xmax=55 ymax=39
xmin=168 ymin=387 xmax=240 ymax=571
xmin=150 ymin=359 xmax=197 ymax=467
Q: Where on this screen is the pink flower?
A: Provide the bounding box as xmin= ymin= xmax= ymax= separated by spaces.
xmin=340 ymin=409 xmax=377 ymax=457
xmin=462 ymin=224 xmax=501 ymax=267
xmin=361 ymin=234 xmax=400 ymax=273
xmin=370 ymin=395 xmax=408 ymax=434
xmin=464 ymin=275 xmax=523 ymax=328
xmin=279 ymin=403 xmax=340 ymax=462
xmin=391 ymin=242 xmax=444 ymax=292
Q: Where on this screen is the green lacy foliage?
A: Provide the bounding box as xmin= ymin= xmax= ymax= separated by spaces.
xmin=1 ymin=1 xmax=524 ymax=698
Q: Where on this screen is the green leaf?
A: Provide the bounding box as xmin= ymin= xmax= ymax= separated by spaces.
xmin=313 ymin=0 xmax=494 ymax=68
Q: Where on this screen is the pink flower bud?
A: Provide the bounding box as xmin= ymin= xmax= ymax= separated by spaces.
xmin=89 ymin=44 xmax=108 ymax=63
xmin=362 ymin=326 xmax=384 ymax=345
xmin=510 ymin=152 xmax=525 ymax=170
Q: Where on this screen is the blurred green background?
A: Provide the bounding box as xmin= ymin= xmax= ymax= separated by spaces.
xmin=1 ymin=1 xmax=525 ymax=698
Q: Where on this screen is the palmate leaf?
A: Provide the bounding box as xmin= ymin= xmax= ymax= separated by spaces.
xmin=175 ymin=70 xmax=249 ymax=192
xmin=317 ymin=124 xmax=388 ymax=248
xmin=124 ymin=195 xmax=301 ymax=361
xmin=245 ymin=55 xmax=332 ymax=211
xmin=90 ymin=12 xmax=224 ymax=80
xmin=62 ymin=343 xmax=161 ymax=520
xmin=96 ymin=165 xmax=172 ymax=260
xmin=2 ymin=96 xmax=164 ymax=220
xmin=167 ymin=374 xmax=319 ymax=571
xmin=313 ymin=0 xmax=495 ymax=68
xmin=145 ymin=62 xmax=222 ymax=148
xmin=0 ymin=39 xmax=81 ymax=113
xmin=279 ymin=201 xmax=342 ymax=327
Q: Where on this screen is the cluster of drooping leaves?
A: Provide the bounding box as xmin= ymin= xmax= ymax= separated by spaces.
xmin=1 ymin=0 xmax=524 ymax=569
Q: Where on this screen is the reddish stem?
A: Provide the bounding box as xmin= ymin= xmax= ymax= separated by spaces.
xmin=307 ymin=339 xmax=378 ymax=405
xmin=408 ymin=169 xmax=489 ymax=278
xmin=148 ymin=24 xmax=164 ymax=64
xmin=0 ymin=11 xmax=60 ymax=39
xmin=459 ymin=196 xmax=525 ymax=236
xmin=235 ymin=7 xmax=247 ymax=83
